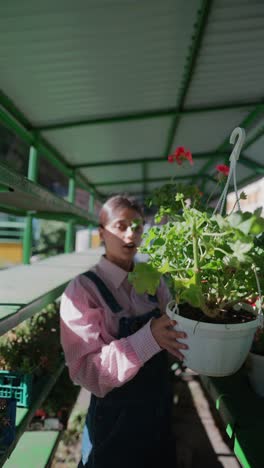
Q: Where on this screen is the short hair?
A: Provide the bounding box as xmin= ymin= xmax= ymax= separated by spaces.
xmin=99 ymin=195 xmax=144 ymax=227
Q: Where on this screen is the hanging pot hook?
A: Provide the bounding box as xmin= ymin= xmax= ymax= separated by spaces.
xmin=229 ymin=127 xmax=246 ymax=162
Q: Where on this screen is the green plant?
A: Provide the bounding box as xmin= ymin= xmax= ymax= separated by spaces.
xmin=130 ymin=190 xmax=264 ymax=322
xmin=0 ymin=302 xmax=63 ymax=376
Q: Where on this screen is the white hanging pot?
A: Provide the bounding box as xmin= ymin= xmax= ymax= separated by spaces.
xmin=167 ymin=301 xmax=259 ymax=377
xmin=247 ymin=352 xmax=264 ymax=397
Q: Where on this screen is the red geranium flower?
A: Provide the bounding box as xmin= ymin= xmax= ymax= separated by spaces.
xmin=216 ymin=164 xmax=229 ymax=177
xmin=35 ymin=408 xmax=47 ymax=419
xmin=168 ymin=146 xmax=193 ymax=166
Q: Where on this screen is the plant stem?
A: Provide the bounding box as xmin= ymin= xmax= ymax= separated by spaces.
xmin=192 ymin=219 xmax=200 ymax=287
xmin=202 ymin=231 xmax=229 ymax=237
xmin=192 ymin=218 xmax=219 ymax=319
xmin=214 ymin=247 xmax=230 ymax=256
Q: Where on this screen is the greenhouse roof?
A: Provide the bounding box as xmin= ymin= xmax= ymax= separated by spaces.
xmin=0 ymin=0 xmax=264 ymax=201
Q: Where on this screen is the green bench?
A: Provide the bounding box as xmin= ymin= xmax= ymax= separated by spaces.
xmin=4 ymin=431 xmax=61 ymax=468
xmin=201 ymin=370 xmax=264 ymax=468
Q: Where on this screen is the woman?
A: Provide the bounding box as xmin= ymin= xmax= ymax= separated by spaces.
xmin=60 ymin=195 xmax=187 ymax=468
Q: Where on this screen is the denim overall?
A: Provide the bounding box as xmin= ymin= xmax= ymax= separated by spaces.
xmin=78 ymin=271 xmax=175 ymax=468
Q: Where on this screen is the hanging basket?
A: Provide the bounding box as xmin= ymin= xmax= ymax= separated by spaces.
xmin=167 ymin=301 xmax=259 ymax=377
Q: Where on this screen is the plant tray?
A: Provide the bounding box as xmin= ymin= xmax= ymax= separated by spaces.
xmin=0 ymin=371 xmax=33 ymax=407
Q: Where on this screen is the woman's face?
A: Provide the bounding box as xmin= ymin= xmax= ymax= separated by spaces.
xmin=99 ymin=207 xmax=144 ymax=270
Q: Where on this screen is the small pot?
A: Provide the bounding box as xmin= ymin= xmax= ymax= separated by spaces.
xmin=247 ymin=352 xmax=264 ymax=397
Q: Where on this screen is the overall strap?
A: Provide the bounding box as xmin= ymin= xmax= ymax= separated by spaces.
xmin=83 ymin=270 xmax=122 ymax=314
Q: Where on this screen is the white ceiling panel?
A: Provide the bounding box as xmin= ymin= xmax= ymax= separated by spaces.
xmin=42 ymin=117 xmax=172 ymax=165
xmin=171 ymin=109 xmax=253 ymax=153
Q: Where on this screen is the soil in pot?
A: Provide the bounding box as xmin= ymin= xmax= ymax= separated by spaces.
xmin=178 ymin=303 xmax=256 ymax=325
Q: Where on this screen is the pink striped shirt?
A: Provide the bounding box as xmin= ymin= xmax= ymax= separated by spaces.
xmin=60 ymin=256 xmax=171 ymax=398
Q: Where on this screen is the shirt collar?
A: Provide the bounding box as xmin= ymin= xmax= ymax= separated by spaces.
xmin=98 ymin=256 xmax=129 ymax=289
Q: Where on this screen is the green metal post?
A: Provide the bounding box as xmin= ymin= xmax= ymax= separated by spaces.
xmin=88 ymin=191 xmax=95 ymax=248
xmin=64 ymin=176 xmax=76 ymax=253
xmin=22 ymin=146 xmax=38 ymax=264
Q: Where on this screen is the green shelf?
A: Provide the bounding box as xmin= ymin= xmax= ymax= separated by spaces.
xmin=3 ymin=430 xmax=61 ymax=468
xmin=0 ymin=161 xmax=97 ymax=225
xmin=0 ymin=248 xmax=103 ymax=336
xmin=201 ymin=370 xmax=264 ymax=468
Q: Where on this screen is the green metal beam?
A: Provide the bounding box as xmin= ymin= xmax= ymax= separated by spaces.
xmin=64 ymin=176 xmax=76 ymax=254
xmin=32 ymin=101 xmax=263 ymax=132
xmin=0 ymin=160 xmax=97 ymax=224
xmin=243 ymin=124 xmax=264 ymax=150
xmin=0 ymin=283 xmax=69 ymax=336
xmin=73 ymin=151 xmax=229 ymax=169
xmin=96 ymin=173 xmax=215 ymax=187
xmin=0 ymin=91 xmax=32 ymax=129
xmin=217 ymin=106 xmax=264 ymax=153
xmin=33 ymin=107 xmax=176 ymax=131
xmin=164 ymin=0 xmax=213 ymax=157
xmin=0 ymin=104 xmax=34 ymax=146
xmin=23 ymin=146 xmax=39 ymax=265
xmin=88 ymin=191 xmax=95 ymax=248
xmin=0 ymin=92 xmax=99 ymax=197
xmin=240 ymin=155 xmax=264 ymax=174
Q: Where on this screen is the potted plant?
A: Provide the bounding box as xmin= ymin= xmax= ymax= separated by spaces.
xmin=0 ymin=302 xmax=63 ymax=406
xmin=129 ymin=130 xmax=264 ymax=376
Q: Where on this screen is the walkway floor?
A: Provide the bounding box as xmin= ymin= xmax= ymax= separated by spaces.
xmin=172 ymin=368 xmax=240 ymax=467
xmin=52 ymin=369 xmax=241 ymax=467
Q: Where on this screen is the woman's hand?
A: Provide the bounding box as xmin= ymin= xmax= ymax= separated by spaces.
xmin=150 ymin=314 xmax=188 ymax=360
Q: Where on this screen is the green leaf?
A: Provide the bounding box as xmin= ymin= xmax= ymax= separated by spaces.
xmin=251 ymin=216 xmax=264 ymax=235
xmin=227 ymin=211 xmax=264 ymax=236
xmin=228 ymin=240 xmax=253 ymax=262
xmin=158 ymin=260 xmax=176 ymax=274
xmin=128 ymin=263 xmax=161 ymax=295
xmin=152 ymin=238 xmax=165 ymax=246
xmin=182 ymin=284 xmax=203 ymax=308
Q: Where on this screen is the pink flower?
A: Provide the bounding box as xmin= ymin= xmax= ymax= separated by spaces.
xmin=168 ymin=146 xmax=193 ymax=166
xmin=216 ymin=164 xmax=229 ymax=177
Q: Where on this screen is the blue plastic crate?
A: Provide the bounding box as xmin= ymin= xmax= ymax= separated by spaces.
xmin=0 ymin=371 xmax=33 ymax=408
xmin=0 ymin=397 xmax=16 ymax=451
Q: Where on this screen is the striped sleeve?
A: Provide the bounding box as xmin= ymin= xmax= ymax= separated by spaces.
xmin=60 ymin=276 xmax=160 ymax=398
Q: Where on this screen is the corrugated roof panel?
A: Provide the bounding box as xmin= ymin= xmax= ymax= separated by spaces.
xmin=100 ymin=183 xmax=143 ymax=195
xmin=147 ymin=158 xmax=207 ymax=179
xmin=245 ymin=135 xmax=264 ymax=166
xmin=42 ymin=117 xmax=172 ymax=165
xmin=185 ymin=0 xmax=264 ymax=107
xmin=244 ymin=119 xmax=264 ymax=144
xmin=0 ymin=0 xmax=200 ymax=125
xmin=171 ymin=109 xmax=252 ymax=153
xmin=80 ymin=164 xmax=142 ymax=184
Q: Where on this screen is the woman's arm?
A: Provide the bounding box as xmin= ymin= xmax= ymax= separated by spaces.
xmin=60 ymin=276 xmax=161 ymax=398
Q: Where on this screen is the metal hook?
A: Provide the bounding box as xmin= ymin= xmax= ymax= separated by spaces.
xmin=229 ymin=127 xmax=246 ymax=162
